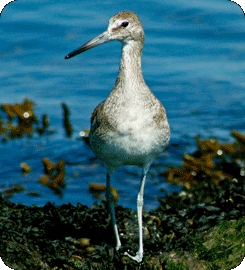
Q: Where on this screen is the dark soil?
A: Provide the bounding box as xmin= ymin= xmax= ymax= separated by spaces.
xmin=1 ymin=173 xmax=245 ymax=269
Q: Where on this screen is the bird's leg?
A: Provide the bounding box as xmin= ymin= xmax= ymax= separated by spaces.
xmin=125 ymin=170 xmax=147 ymax=263
xmin=106 ymin=173 xmax=121 ymax=250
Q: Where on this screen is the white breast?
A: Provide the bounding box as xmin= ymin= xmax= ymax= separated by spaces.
xmin=96 ymin=106 xmax=169 ymax=168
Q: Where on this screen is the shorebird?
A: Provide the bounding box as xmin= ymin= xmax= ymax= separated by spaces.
xmin=65 ymin=11 xmax=170 ymax=263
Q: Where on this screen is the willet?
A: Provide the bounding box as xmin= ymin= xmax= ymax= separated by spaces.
xmin=65 ymin=11 xmax=170 ymax=263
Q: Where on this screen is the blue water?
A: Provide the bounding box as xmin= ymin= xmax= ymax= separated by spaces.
xmin=0 ymin=0 xmax=245 ymax=210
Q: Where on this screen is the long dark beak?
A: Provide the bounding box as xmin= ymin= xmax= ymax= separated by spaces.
xmin=65 ymin=31 xmax=110 ymax=59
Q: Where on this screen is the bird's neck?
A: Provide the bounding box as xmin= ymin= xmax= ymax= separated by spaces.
xmin=114 ymin=41 xmax=146 ymax=92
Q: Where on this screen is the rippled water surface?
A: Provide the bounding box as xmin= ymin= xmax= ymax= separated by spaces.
xmin=0 ymin=0 xmax=245 ymax=210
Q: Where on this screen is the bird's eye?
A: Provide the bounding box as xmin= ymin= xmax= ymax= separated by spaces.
xmin=121 ymin=21 xmax=129 ymax=27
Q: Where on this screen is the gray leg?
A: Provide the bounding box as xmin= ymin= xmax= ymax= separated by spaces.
xmin=125 ymin=170 xmax=147 ymax=262
xmin=106 ymin=173 xmax=121 ymax=250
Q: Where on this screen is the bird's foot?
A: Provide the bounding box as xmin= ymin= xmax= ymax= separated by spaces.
xmin=115 ymin=243 xmax=121 ymax=251
xmin=124 ymin=250 xmax=143 ymax=263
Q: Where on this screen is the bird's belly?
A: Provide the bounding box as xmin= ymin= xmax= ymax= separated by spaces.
xmin=90 ymin=119 xmax=170 ymax=169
